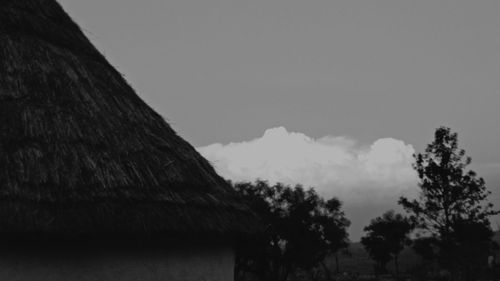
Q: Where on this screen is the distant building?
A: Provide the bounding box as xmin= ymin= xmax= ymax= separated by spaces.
xmin=0 ymin=1 xmax=260 ymax=280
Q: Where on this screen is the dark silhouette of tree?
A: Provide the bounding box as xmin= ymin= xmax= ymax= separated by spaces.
xmin=317 ymin=198 xmax=351 ymax=279
xmin=361 ymin=211 xmax=414 ymax=276
xmin=399 ymin=127 xmax=499 ymax=280
xmin=233 ymin=180 xmax=350 ymax=281
xmin=412 ymin=236 xmax=439 ymax=261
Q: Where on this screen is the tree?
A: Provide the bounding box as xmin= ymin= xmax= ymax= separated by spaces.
xmin=412 ymin=236 xmax=439 ymax=261
xmin=316 ymin=198 xmax=351 ymax=279
xmin=233 ymin=181 xmax=350 ymax=281
xmin=361 ymin=211 xmax=414 ymax=276
xmin=399 ymin=127 xmax=499 ymax=280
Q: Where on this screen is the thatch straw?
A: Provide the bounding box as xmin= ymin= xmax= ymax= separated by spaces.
xmin=0 ymin=0 xmax=260 ymax=240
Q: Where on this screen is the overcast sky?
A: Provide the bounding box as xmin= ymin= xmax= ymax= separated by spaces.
xmin=59 ymin=0 xmax=500 ymax=240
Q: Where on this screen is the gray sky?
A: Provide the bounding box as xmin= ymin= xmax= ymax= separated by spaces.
xmin=58 ymin=0 xmax=500 ymax=239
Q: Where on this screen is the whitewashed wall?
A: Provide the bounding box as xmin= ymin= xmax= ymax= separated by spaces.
xmin=0 ymin=242 xmax=234 ymax=281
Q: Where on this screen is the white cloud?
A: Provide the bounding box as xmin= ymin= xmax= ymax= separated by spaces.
xmin=197 ymin=127 xmax=418 ymax=203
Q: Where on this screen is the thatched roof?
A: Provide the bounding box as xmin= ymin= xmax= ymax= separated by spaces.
xmin=0 ymin=0 xmax=259 ymax=240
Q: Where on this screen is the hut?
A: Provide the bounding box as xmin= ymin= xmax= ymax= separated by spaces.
xmin=0 ymin=0 xmax=260 ymax=280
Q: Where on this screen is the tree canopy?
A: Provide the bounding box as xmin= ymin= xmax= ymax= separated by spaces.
xmin=361 ymin=211 xmax=414 ymax=276
xmin=399 ymin=127 xmax=499 ymax=280
xmin=233 ymin=180 xmax=350 ymax=281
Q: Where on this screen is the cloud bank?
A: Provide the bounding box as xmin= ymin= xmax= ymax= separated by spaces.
xmin=197 ymin=127 xmax=418 ymax=203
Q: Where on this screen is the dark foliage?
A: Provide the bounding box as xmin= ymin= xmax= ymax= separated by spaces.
xmin=361 ymin=211 xmax=414 ymax=276
xmin=399 ymin=127 xmax=499 ymax=280
xmin=233 ymin=181 xmax=350 ymax=281
xmin=0 ymin=0 xmax=260 ymax=240
xmin=412 ymin=237 xmax=439 ymax=261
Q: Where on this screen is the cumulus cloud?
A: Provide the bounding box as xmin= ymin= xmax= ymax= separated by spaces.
xmin=197 ymin=127 xmax=418 ymax=203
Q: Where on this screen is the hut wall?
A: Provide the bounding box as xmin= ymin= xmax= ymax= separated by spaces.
xmin=0 ymin=242 xmax=234 ymax=281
